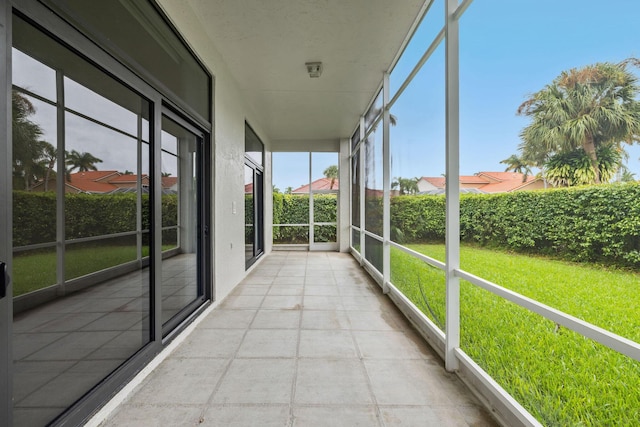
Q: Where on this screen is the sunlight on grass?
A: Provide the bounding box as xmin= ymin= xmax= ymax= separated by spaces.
xmin=391 ymin=244 xmax=640 ymax=426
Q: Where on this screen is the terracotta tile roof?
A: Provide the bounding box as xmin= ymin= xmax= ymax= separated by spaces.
xmin=161 ymin=176 xmax=178 ymax=188
xmin=477 ymin=171 xmax=527 ymax=182
xmin=419 ymin=172 xmax=540 ymax=193
xmin=108 ymin=174 xmax=149 ymax=183
xmin=72 ymin=170 xmax=120 ymax=182
xmin=291 ymin=177 xmax=339 ymax=193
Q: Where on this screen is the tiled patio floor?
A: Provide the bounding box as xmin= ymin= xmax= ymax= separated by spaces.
xmin=100 ymin=251 xmax=498 ymax=427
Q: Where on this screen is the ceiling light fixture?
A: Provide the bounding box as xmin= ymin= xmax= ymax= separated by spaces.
xmin=305 ymin=62 xmax=323 ymax=78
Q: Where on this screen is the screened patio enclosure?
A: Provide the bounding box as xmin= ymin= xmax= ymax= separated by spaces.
xmin=1 ymin=0 xmax=639 ymax=426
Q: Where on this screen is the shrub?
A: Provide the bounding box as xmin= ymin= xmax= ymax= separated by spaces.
xmin=390 ymin=183 xmax=640 ymax=267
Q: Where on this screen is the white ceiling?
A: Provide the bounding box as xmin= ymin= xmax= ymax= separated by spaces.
xmin=185 ymin=0 xmax=426 ymax=143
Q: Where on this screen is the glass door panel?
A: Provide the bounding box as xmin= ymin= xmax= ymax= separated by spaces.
xmin=310 ymin=153 xmax=338 ymax=250
xmin=160 ymin=115 xmax=205 ymax=331
xmin=11 ymin=16 xmax=152 ymax=426
xmin=244 ymin=164 xmax=255 ymax=264
xmin=272 ymin=152 xmax=310 ymax=246
xmin=313 ymin=193 xmax=337 ymax=244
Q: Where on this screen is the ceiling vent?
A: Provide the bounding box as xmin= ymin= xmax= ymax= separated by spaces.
xmin=305 ymin=62 xmax=323 ymax=78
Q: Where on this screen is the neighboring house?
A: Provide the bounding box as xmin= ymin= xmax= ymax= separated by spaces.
xmin=31 ymin=171 xmax=176 ymax=194
xmin=291 ymin=177 xmax=339 ymax=194
xmin=417 ymin=171 xmax=544 ymax=193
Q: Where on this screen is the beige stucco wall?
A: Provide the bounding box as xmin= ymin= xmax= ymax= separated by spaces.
xmin=156 ymin=0 xmax=273 ymax=305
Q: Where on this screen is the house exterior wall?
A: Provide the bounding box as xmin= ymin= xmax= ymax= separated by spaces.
xmin=156 ymin=0 xmax=273 ymax=301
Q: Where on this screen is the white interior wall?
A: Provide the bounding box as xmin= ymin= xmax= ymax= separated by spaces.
xmin=156 ymin=0 xmax=272 ymax=303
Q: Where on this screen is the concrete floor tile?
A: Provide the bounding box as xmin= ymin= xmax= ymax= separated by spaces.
xmin=261 ymin=295 xmax=303 ymax=310
xmin=299 ymin=330 xmax=358 ymax=358
xmin=379 ymin=406 xmax=465 ymax=427
xmin=251 ymin=309 xmax=301 ymax=329
xmin=354 ymin=331 xmax=432 ymax=359
xmin=277 ymin=269 xmax=306 ymax=277
xmin=202 ymin=404 xmax=290 ymax=426
xmin=342 ymin=295 xmax=393 ymax=311
xmin=364 ymin=359 xmax=454 ymax=406
xmin=171 ymin=329 xmax=245 ymax=358
xmin=337 ymin=285 xmax=378 ymax=297
xmin=303 ymin=296 xmax=343 ymax=310
xmin=272 ymin=276 xmax=306 ymax=285
xmin=128 ymin=368 xmax=219 ymax=405
xmin=242 ymin=275 xmax=276 ymax=285
xmin=347 ymin=311 xmax=403 ymax=331
xmin=237 ymin=329 xmax=298 ymax=358
xmin=305 ymin=276 xmax=337 ymax=285
xmin=268 ymin=284 xmax=304 ymax=296
xmin=198 ymin=309 xmax=257 ymax=329
xmin=305 ymin=269 xmax=333 ymax=277
xmin=103 ymin=404 xmax=203 ymax=427
xmin=231 ymin=285 xmax=270 ymax=296
xmin=220 ymin=295 xmax=264 ymax=309
xmin=213 ymin=359 xmax=295 ymax=404
xmin=301 ymin=310 xmax=351 ymax=330
xmin=158 ymin=357 xmax=230 ymax=378
xmin=295 ymin=359 xmax=373 ymax=405
xmin=304 ymin=285 xmax=340 ymax=296
xmin=292 ymin=405 xmax=380 ymax=427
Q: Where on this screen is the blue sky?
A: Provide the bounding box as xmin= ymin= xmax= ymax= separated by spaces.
xmin=389 ymin=0 xmax=640 ymax=179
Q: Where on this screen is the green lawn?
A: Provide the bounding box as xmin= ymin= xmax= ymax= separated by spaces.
xmin=391 ymin=244 xmax=640 ymax=426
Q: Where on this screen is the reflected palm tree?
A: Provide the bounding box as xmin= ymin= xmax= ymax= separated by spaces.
xmin=65 ymin=149 xmax=103 ymax=176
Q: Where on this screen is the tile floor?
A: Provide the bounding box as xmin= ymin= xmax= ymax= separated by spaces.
xmin=101 ymin=251 xmax=498 ymax=426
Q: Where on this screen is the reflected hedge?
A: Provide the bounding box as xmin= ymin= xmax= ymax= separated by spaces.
xmin=13 ymin=192 xmax=176 ymax=246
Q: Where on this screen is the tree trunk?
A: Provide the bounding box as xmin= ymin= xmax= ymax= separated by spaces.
xmin=583 ymin=135 xmax=600 ymax=184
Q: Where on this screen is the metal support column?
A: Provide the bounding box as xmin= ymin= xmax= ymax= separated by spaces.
xmin=445 ymin=0 xmax=461 ymax=372
xmin=382 ymin=73 xmax=391 ymax=294
xmin=359 ymin=116 xmax=365 ymax=266
xmin=0 ymin=3 xmax=12 ymax=424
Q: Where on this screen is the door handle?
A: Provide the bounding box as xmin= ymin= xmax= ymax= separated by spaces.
xmin=0 ymin=262 xmax=9 ymax=299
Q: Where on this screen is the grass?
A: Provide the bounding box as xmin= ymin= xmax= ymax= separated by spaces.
xmin=13 ymin=244 xmax=174 ymax=296
xmin=391 ymin=244 xmax=640 ymax=426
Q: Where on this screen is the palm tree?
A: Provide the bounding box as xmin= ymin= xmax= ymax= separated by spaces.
xmin=323 ymin=165 xmax=339 ymax=189
xmin=391 ymin=176 xmax=419 ymax=195
xmin=41 ymin=141 xmax=57 ymax=191
xmin=544 ymin=144 xmax=622 ymax=187
xmin=65 ymin=149 xmax=103 ymax=175
xmin=500 ymin=154 xmax=533 ymax=182
xmin=518 ymin=58 xmax=640 ymax=184
xmin=12 ymin=91 xmax=45 ymax=190
xmin=621 ymin=168 xmax=636 ymax=182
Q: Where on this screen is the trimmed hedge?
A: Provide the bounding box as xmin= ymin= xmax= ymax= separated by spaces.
xmin=13 ymin=192 xmax=177 ymax=247
xmin=390 ymin=183 xmax=640 ymax=267
xmin=272 ymin=193 xmax=337 ymax=243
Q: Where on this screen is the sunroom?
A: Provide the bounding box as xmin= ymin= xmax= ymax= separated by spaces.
xmin=1 ymin=0 xmax=639 ymax=426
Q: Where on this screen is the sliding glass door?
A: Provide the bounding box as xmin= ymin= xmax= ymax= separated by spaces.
xmin=10 ymin=16 xmax=153 ymax=426
xmin=160 ymin=114 xmax=208 ymax=334
xmin=244 ymin=123 xmax=264 ymax=268
xmin=2 ymin=7 xmax=212 ymax=425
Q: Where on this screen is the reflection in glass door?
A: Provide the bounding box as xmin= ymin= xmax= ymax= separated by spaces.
xmin=160 ymin=115 xmax=207 ymax=333
xmin=10 ymin=16 xmax=152 ymax=426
